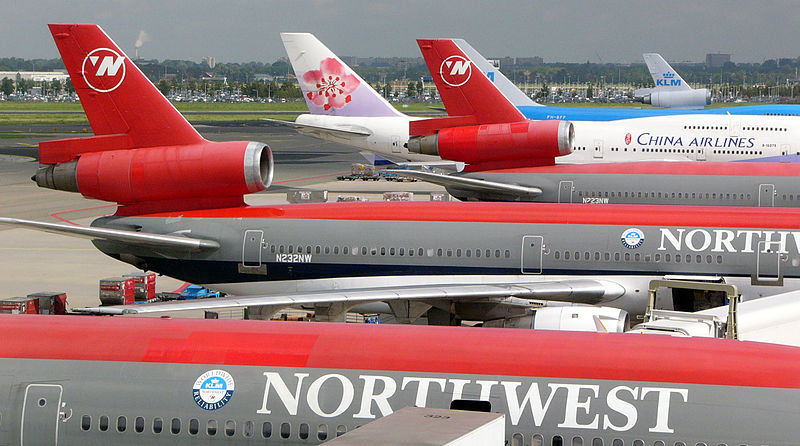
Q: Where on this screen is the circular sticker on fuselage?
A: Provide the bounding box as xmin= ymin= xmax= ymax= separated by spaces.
xmin=193 ymin=369 xmax=235 ymax=410
xmin=621 ymin=228 xmax=645 ymax=249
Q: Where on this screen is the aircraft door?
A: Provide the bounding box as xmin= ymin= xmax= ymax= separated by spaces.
xmin=21 ymin=384 xmax=63 ymax=446
xmin=558 ymin=181 xmax=573 ymax=203
xmin=391 ymin=136 xmax=402 ymax=153
xmin=696 ymin=147 xmax=706 ymax=161
xmin=240 ymin=230 xmax=267 ymax=274
xmin=758 ymin=184 xmax=775 ymax=207
xmin=521 ymin=236 xmax=543 ymax=274
xmin=755 ymin=241 xmax=782 ymax=285
xmin=592 ymin=140 xmax=604 ymax=159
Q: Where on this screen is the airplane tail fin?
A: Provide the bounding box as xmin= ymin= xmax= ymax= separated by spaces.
xmin=46 ymin=24 xmax=204 ymax=157
xmin=281 ymin=33 xmax=403 ymax=118
xmin=643 ymin=53 xmax=690 ymax=91
xmin=451 ymin=39 xmax=539 ymax=107
xmin=417 ymin=39 xmax=525 ymax=124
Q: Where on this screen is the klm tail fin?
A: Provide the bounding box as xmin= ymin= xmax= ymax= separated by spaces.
xmin=417 ymin=38 xmax=524 ymax=124
xmin=643 ymin=53 xmax=691 ymax=91
xmin=47 ymin=24 xmax=204 ymax=149
xmin=280 ymin=33 xmax=403 ymax=117
xmin=452 ymin=39 xmax=539 ymax=107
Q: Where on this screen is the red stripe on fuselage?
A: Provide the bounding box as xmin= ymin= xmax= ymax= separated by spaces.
xmin=141 ymin=201 xmax=800 ymax=229
xmin=1 ymin=315 xmax=799 ymax=389
xmin=485 ymin=161 xmax=800 ymax=176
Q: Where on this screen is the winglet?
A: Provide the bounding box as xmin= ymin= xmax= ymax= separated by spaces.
xmin=281 ymin=33 xmax=403 ymax=118
xmin=45 ymin=24 xmax=204 ymax=163
xmin=417 ymin=38 xmax=525 ymax=125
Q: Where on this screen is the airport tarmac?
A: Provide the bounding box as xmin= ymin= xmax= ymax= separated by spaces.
xmin=0 ymin=122 xmax=445 ymax=310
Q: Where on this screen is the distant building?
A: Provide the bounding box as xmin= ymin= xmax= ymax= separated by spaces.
xmin=0 ymin=71 xmax=69 ymax=82
xmin=706 ymin=53 xmax=731 ymax=68
xmin=201 ymin=56 xmax=216 ymax=69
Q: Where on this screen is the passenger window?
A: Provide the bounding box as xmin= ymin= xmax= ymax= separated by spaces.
xmin=279 ymin=245 xmax=285 ymax=254
xmin=281 ymin=422 xmax=291 ymax=439
xmin=399 ymin=248 xmax=405 ymax=256
xmin=505 ymin=250 xmax=511 ymax=258
xmin=324 ymin=246 xmax=330 ymax=254
xmin=573 ymin=436 xmax=584 ymax=446
xmin=152 ymin=417 xmax=163 ymax=434
xmin=418 ymin=248 xmax=424 ymax=257
xmin=361 ymin=247 xmax=367 ymax=255
xmin=117 ymin=416 xmax=127 ymax=432
xmin=370 ymin=247 xmax=377 ymax=255
xmin=553 ymin=435 xmax=564 ymax=446
xmin=624 ymin=252 xmax=630 ymax=261
xmin=390 ymin=247 xmax=396 ymax=255
xmin=300 ymin=423 xmax=310 ymax=439
xmin=696 ymin=255 xmax=702 ymax=263
xmin=466 ymin=249 xmax=471 ymax=257
xmin=99 ymin=415 xmax=109 ymax=432
xmin=337 ymin=425 xmax=347 ymax=437
xmin=655 ymin=253 xmax=661 ymax=262
xmin=171 ymin=418 xmax=181 ymax=434
xmin=476 ymin=249 xmax=481 ymax=258
xmin=665 ymin=253 xmax=671 ymax=262
xmin=604 ymin=252 xmax=610 ymax=261
xmin=315 ymin=245 xmax=321 ymax=254
xmin=555 ymin=251 xmax=560 ymax=260
xmin=318 ymin=424 xmax=328 ymax=441
xmin=612 ymin=440 xmax=623 ymax=446
xmin=592 ymin=439 xmax=603 ymax=446
xmin=634 ymin=441 xmax=644 ymax=446
xmin=495 ymin=249 xmax=501 ymax=258
xmin=288 ymin=245 xmax=294 ymax=253
xmin=533 ymin=434 xmax=545 ymax=446
xmin=676 ymin=254 xmax=682 ymax=263
xmin=261 ymin=421 xmax=271 ymax=438
xmin=512 ymin=432 xmax=524 ymax=446
xmin=447 ymin=249 xmax=453 ymax=257
xmin=437 ymin=248 xmax=443 ymax=256
xmin=189 ymin=418 xmax=199 ymax=435
xmin=306 ymin=246 xmax=312 ymax=254
xmin=225 ymin=420 xmax=235 ymax=436
xmin=81 ymin=415 xmax=91 ymax=431
xmin=135 ymin=416 xmax=144 ymax=433
xmin=564 ymin=251 xmax=570 ymax=260
xmin=614 ymin=253 xmax=620 ymax=262
xmin=207 ymin=419 xmax=217 ymax=436
xmin=244 ymin=420 xmax=254 ymax=438
xmin=380 ymin=247 xmax=386 ymax=255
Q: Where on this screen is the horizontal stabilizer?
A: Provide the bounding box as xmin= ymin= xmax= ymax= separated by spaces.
xmin=262 ymin=118 xmax=372 ymax=136
xmin=385 ymin=169 xmax=542 ymax=200
xmin=0 ymin=217 xmax=219 ymax=252
xmin=74 ymin=279 xmax=624 ymax=315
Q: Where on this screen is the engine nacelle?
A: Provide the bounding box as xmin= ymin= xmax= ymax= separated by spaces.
xmin=407 ymin=120 xmax=573 ymax=165
xmin=637 ymin=89 xmax=711 ymax=109
xmin=34 ymin=140 xmax=273 ymax=207
xmin=484 ymin=306 xmax=629 ymax=333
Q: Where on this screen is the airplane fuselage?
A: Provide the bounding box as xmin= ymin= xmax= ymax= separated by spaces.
xmin=2 ymin=315 xmax=799 ymax=446
xmin=293 ymin=113 xmax=800 ymax=165
xmin=92 ymin=202 xmax=800 ymax=316
xmin=452 ymin=162 xmax=800 ymax=205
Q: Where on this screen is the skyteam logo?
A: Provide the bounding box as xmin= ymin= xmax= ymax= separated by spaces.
xmin=621 ymin=228 xmax=645 ymax=249
xmin=440 ymin=55 xmax=472 ymax=87
xmin=193 ymin=369 xmax=235 ymax=410
xmin=82 ymin=48 xmax=126 ymax=92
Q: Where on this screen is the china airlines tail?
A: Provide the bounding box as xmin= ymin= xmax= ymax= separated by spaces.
xmin=280 ymin=33 xmax=403 ymax=118
xmin=45 ymin=24 xmax=204 ymax=159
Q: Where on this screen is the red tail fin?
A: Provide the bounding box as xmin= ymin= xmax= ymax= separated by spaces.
xmin=417 ymin=39 xmax=524 ymax=124
xmin=46 ymin=24 xmax=203 ymax=159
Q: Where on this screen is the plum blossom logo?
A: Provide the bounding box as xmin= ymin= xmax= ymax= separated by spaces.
xmin=301 ymin=58 xmax=360 ymax=111
xmin=624 ymin=133 xmax=632 ymax=145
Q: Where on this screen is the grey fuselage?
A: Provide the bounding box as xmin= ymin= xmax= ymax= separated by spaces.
xmin=92 ymin=202 xmax=800 ymax=317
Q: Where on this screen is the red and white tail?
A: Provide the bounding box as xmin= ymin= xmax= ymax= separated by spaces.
xmin=417 ymin=39 xmax=524 ymax=124
xmin=44 ymin=24 xmax=204 ymax=163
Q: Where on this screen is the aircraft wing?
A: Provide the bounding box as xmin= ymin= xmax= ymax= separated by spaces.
xmin=74 ymin=279 xmax=625 ymax=315
xmin=262 ymin=118 xmax=372 ymax=137
xmin=384 ymin=169 xmax=542 ymax=200
xmin=0 ymin=217 xmax=219 ymax=252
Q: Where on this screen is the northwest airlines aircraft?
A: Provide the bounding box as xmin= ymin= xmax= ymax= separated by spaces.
xmin=4 ymin=315 xmax=800 ymax=445
xmin=279 ymin=33 xmax=800 ymax=168
xmin=5 ymin=25 xmax=800 ymax=324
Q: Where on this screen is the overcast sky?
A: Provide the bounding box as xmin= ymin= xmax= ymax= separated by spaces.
xmin=2 ymin=0 xmax=799 ymax=64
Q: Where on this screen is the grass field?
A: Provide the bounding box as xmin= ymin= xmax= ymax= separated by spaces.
xmin=0 ymin=100 xmax=774 ymax=125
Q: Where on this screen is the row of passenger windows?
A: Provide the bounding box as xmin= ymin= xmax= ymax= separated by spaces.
xmin=274 ymin=244 xmax=512 ymax=259
xmin=552 ymin=250 xmax=724 ymax=265
xmin=518 ymin=432 xmax=738 ymax=446
xmin=742 ymin=126 xmax=787 ymax=131
xmin=763 ymin=112 xmax=798 ymax=116
xmin=576 ymin=190 xmax=755 ymax=201
xmin=711 ymin=149 xmax=764 ymax=155
xmin=80 ymin=414 xmax=348 ymax=441
xmin=683 ymin=125 xmax=728 ymax=130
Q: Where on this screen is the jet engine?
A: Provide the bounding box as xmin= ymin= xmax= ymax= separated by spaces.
xmin=484 ymin=306 xmax=630 ymax=333
xmin=636 ymin=89 xmax=711 ymax=109
xmin=407 ymin=120 xmax=573 ymax=167
xmin=34 ymin=141 xmax=273 ymax=211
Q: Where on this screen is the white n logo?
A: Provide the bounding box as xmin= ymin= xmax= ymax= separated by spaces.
xmin=91 ymin=55 xmax=125 ymax=76
xmin=449 ymin=60 xmax=471 ymax=76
